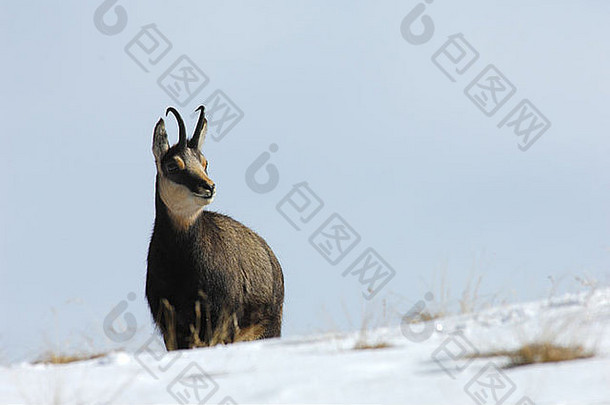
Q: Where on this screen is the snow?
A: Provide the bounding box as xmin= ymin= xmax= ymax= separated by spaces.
xmin=1 ymin=289 xmax=609 ymax=405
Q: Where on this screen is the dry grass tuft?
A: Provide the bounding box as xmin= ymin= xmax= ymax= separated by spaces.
xmin=470 ymin=342 xmax=594 ymax=368
xmin=160 ymin=291 xmax=266 ymax=351
xmin=34 ymin=351 xmax=107 ymax=365
xmin=405 ymin=310 xmax=445 ymax=324
xmin=353 ymin=341 xmax=392 ymax=351
xmin=403 ymin=266 xmax=487 ymax=324
xmin=351 ymin=308 xmax=393 ymax=351
xmin=459 ymin=274 xmax=483 ymax=314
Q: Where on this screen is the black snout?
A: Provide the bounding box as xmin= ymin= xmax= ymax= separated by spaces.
xmin=196 ymin=181 xmax=215 ymax=197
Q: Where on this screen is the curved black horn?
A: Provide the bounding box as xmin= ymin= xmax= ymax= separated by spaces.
xmin=189 ymin=105 xmax=206 ymax=149
xmin=165 ymin=107 xmax=187 ymax=150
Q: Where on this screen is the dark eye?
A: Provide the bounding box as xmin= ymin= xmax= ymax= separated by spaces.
xmin=166 ymin=162 xmax=179 ymax=172
xmin=204 ymin=161 xmax=209 ymax=173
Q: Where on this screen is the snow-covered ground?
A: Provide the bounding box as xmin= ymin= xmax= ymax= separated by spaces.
xmin=1 ymin=289 xmax=609 ymax=405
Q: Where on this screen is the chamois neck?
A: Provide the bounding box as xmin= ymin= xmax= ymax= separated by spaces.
xmin=155 ymin=176 xmax=203 ymax=233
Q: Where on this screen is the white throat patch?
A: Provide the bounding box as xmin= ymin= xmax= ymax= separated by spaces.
xmin=158 ymin=176 xmax=212 ymax=231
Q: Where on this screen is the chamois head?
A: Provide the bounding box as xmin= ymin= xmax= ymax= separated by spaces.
xmin=153 ymin=106 xmax=215 ymax=228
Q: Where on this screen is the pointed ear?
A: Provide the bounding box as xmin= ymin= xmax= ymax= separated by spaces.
xmin=152 ymin=118 xmax=170 ymax=163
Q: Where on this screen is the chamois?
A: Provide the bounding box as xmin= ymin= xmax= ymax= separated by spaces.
xmin=146 ymin=106 xmax=284 ymax=350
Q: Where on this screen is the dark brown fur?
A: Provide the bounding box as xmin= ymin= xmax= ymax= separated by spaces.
xmin=146 ymin=107 xmax=284 ymax=350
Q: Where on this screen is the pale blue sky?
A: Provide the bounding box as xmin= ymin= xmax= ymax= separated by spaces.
xmin=1 ymin=1 xmax=609 ymax=362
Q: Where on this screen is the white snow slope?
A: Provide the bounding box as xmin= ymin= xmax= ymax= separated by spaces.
xmin=1 ymin=289 xmax=609 ymax=405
